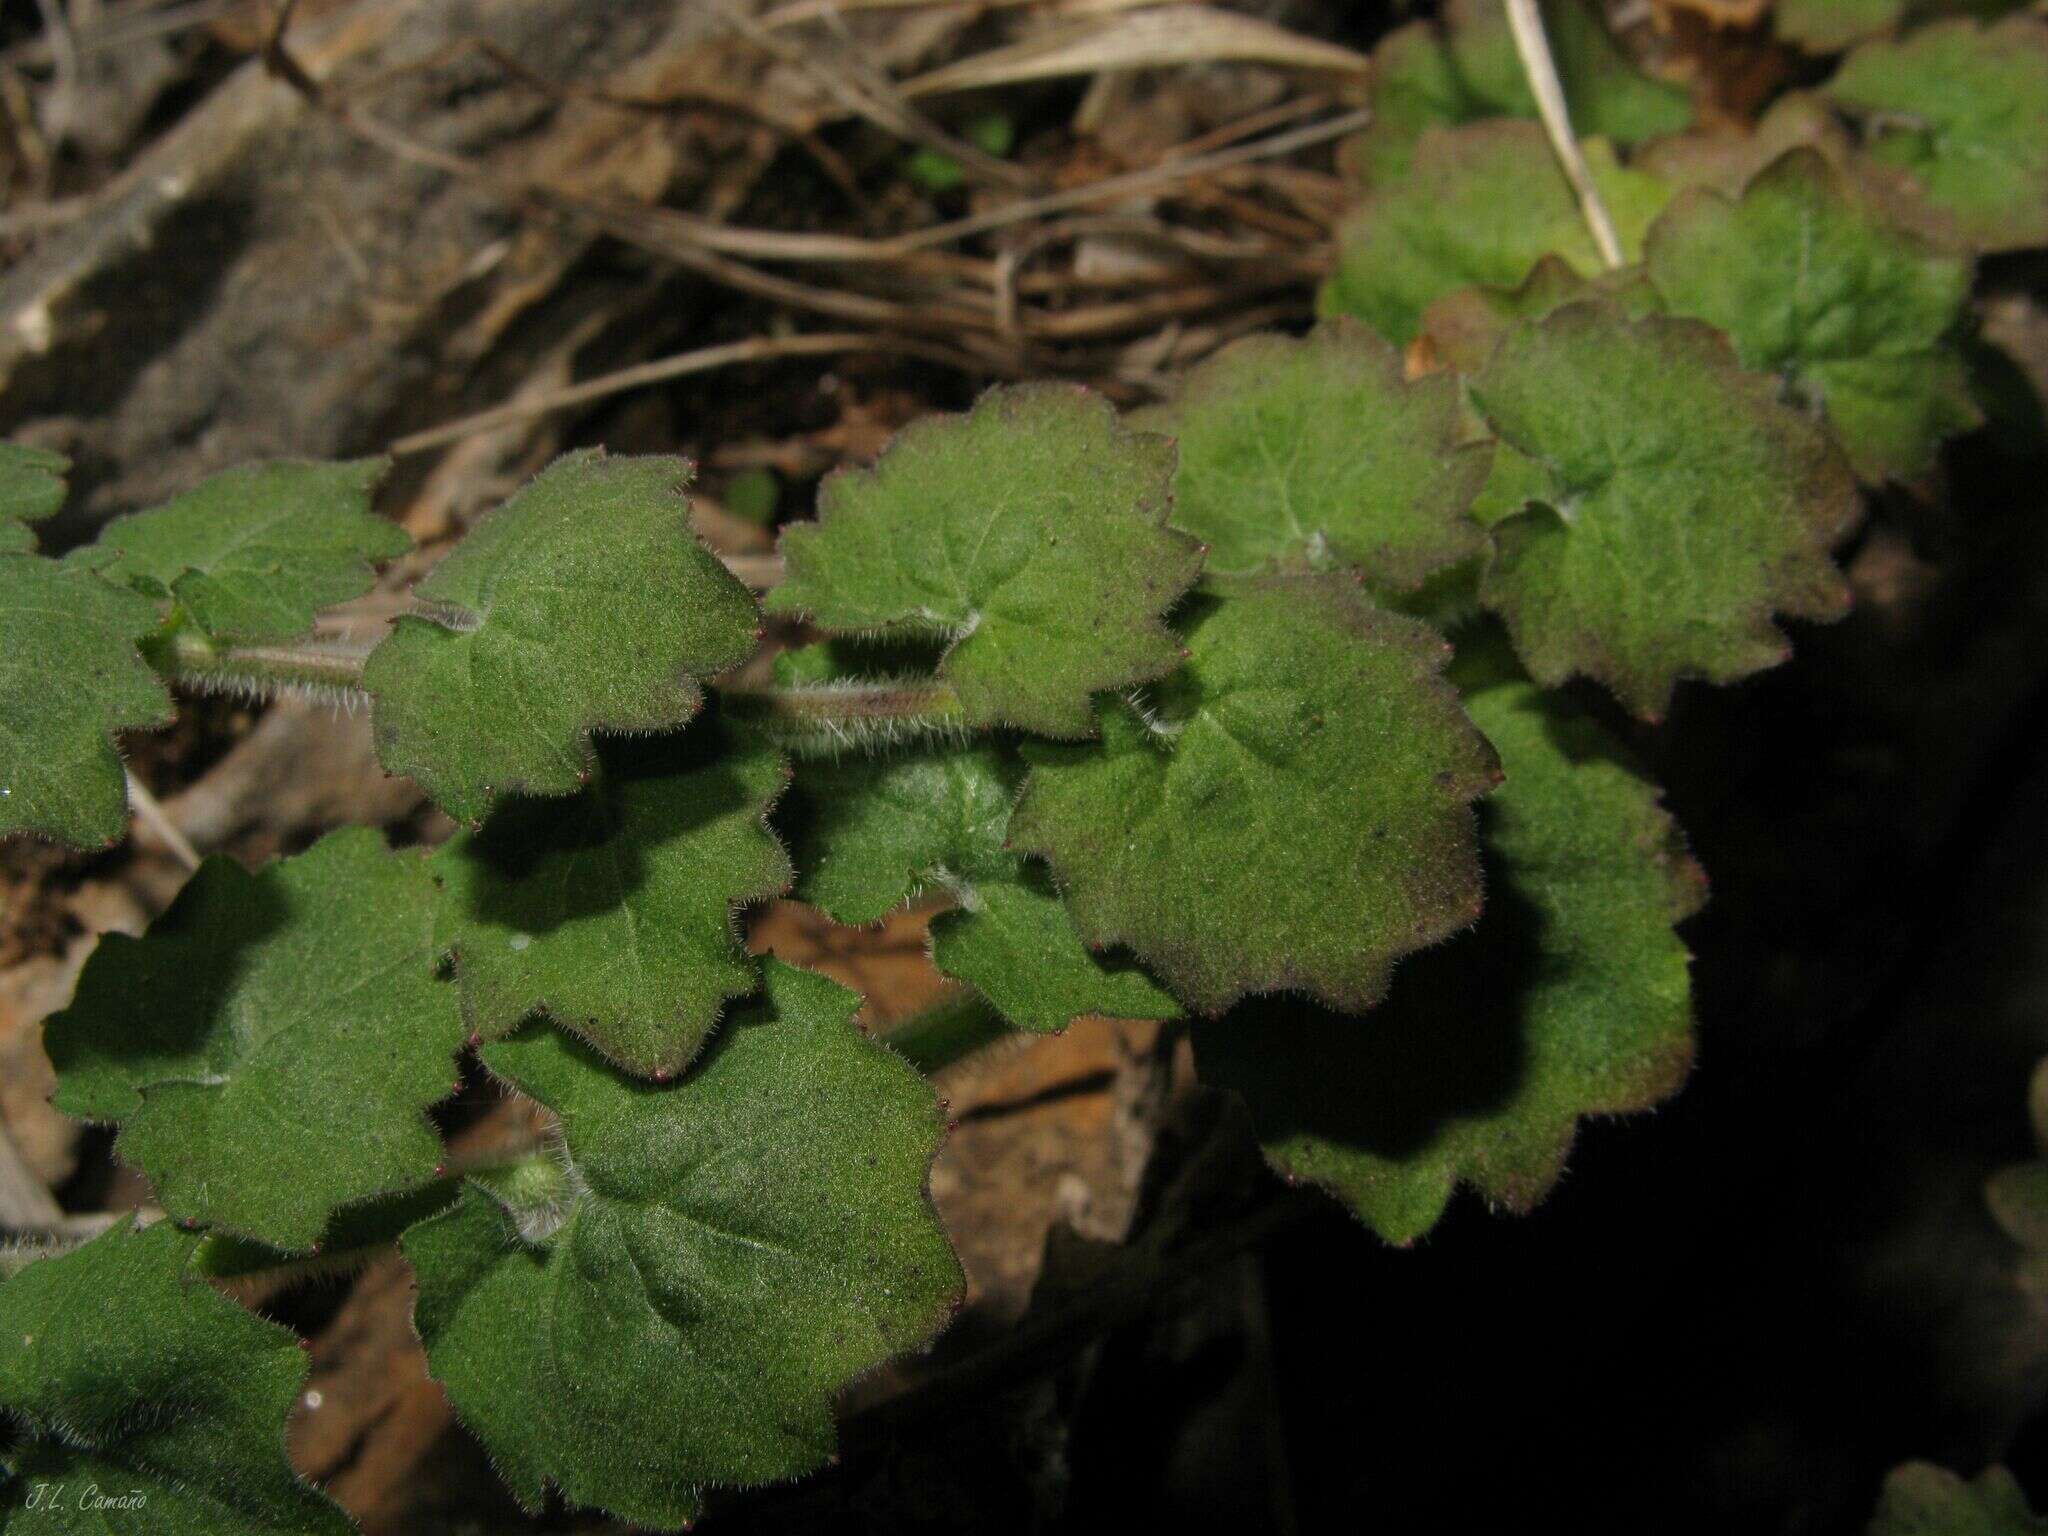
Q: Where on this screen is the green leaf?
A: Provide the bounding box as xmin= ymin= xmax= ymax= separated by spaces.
xmin=1344 ymin=0 xmax=1691 ymax=186
xmin=363 ymin=451 xmax=761 ymax=824
xmin=0 ymin=442 xmax=66 ymax=551
xmin=1135 ymin=318 xmax=1488 ymax=587
xmin=92 ymin=459 xmax=405 ymax=643
xmin=1636 ymin=91 xmax=1856 ymax=199
xmin=1646 ymin=149 xmax=1979 ymax=482
xmin=1867 ymin=1463 xmax=2048 ymax=1535
xmin=1009 ymin=575 xmax=1500 ymax=1015
xmin=1191 ymin=645 xmax=1701 ymax=1243
xmin=768 ymin=384 xmax=1204 ymax=738
xmin=45 ymin=828 xmax=461 ymax=1250
xmin=402 ymin=959 xmax=962 ymax=1531
xmin=0 ymin=553 xmax=173 ymax=848
xmin=1776 ymin=0 xmax=1906 ymax=52
xmin=1823 ymin=16 xmax=2048 ymax=252
xmin=1418 ymin=255 xmax=1662 ymax=376
xmin=787 ymin=742 xmax=1179 ymax=1031
xmin=1469 ymin=301 xmax=1857 ymax=719
xmin=433 ymin=728 xmax=793 ymax=1079
xmin=1322 ymin=120 xmax=1673 ymax=345
xmin=0 ymin=1220 xmax=352 ymax=1535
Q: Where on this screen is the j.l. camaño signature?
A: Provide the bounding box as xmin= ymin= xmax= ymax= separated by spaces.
xmin=20 ymin=1482 xmax=148 ymax=1514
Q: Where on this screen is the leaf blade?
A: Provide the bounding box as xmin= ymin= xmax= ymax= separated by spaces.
xmin=768 ymin=384 xmax=1204 ymax=738
xmin=0 ymin=1220 xmax=353 ymax=1535
xmin=46 ymin=828 xmax=463 ymax=1250
xmin=94 ymin=458 xmax=405 ymax=642
xmin=433 ymin=729 xmax=793 ymax=1078
xmin=1010 ymin=575 xmax=1500 ymax=1014
xmin=363 ymin=452 xmax=761 ymax=823
xmin=403 ymin=960 xmax=962 ymax=1530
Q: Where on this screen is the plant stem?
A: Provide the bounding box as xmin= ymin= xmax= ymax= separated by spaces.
xmin=160 ymin=632 xmax=971 ymax=753
xmin=877 ymin=987 xmax=1016 ymax=1076
xmin=718 ymin=678 xmax=969 ymax=754
xmin=160 ymin=629 xmax=373 ymax=700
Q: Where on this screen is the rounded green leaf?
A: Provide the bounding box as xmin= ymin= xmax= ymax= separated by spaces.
xmin=0 ymin=1220 xmax=352 ymax=1534
xmin=786 ymin=741 xmax=1178 ymax=1031
xmin=1470 ymin=301 xmax=1857 ymax=718
xmin=45 ymin=828 xmax=462 ymax=1250
xmin=1646 ymin=149 xmax=1979 ymax=482
xmin=403 ymin=960 xmax=962 ymax=1531
xmin=1009 ymin=575 xmax=1500 ymax=1015
xmin=364 ymin=451 xmax=762 ymax=824
xmin=0 ymin=552 xmax=174 ymax=848
xmin=1823 ymin=16 xmax=2048 ymax=252
xmin=767 ymin=384 xmax=1205 ymax=738
xmin=1139 ymin=318 xmax=1488 ymax=587
xmin=93 ymin=458 xmax=406 ymax=643
xmin=0 ymin=441 xmax=67 ymax=551
xmin=1192 ymin=645 xmax=1703 ymax=1243
xmin=433 ymin=729 xmax=794 ymax=1079
xmin=1321 ymin=120 xmax=1673 ymax=346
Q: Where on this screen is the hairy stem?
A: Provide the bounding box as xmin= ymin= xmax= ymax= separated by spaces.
xmin=158 ymin=629 xmax=373 ymax=703
xmin=719 ymin=677 xmax=969 ymax=755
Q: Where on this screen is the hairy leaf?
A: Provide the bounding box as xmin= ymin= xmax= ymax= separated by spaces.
xmin=1192 ymin=646 xmax=1702 ymax=1243
xmin=768 ymin=384 xmax=1204 ymax=737
xmin=1010 ymin=576 xmax=1499 ymax=1014
xmin=0 ymin=442 xmax=66 ymax=552
xmin=364 ymin=452 xmax=761 ymax=823
xmin=0 ymin=553 xmax=173 ymax=847
xmin=787 ymin=743 xmax=1178 ymax=1031
xmin=0 ymin=1220 xmax=352 ymax=1535
xmin=46 ymin=829 xmax=461 ymax=1250
xmin=1470 ymin=301 xmax=1857 ymax=718
xmin=403 ymin=960 xmax=961 ymax=1531
xmin=1345 ymin=0 xmax=1690 ymax=185
xmin=93 ymin=458 xmax=405 ymax=642
xmin=1637 ymin=92 xmax=1856 ymax=198
xmin=1419 ymin=255 xmax=1661 ymax=376
xmin=1867 ymin=1463 xmax=2047 ymax=1535
xmin=1324 ymin=120 xmax=1672 ymax=346
xmin=434 ymin=729 xmax=793 ymax=1078
xmin=1824 ymin=16 xmax=2048 ymax=251
xmin=1646 ymin=149 xmax=1979 ymax=481
xmin=1136 ymin=319 xmax=1488 ymax=586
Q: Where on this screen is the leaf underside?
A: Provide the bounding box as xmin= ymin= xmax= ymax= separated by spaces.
xmin=1192 ymin=644 xmax=1702 ymax=1243
xmin=768 ymin=383 xmax=1205 ymax=738
xmin=1470 ymin=300 xmax=1857 ymax=719
xmin=1645 ymin=149 xmax=1979 ymax=482
xmin=94 ymin=458 xmax=405 ymax=643
xmin=1136 ymin=318 xmax=1488 ymax=588
xmin=786 ymin=741 xmax=1179 ymax=1031
xmin=1010 ymin=575 xmax=1500 ymax=1015
xmin=403 ymin=960 xmax=962 ymax=1531
xmin=0 ymin=1220 xmax=352 ymax=1535
xmin=45 ymin=828 xmax=462 ymax=1250
xmin=363 ymin=451 xmax=761 ymax=824
xmin=0 ymin=553 xmax=173 ymax=847
xmin=434 ymin=728 xmax=794 ymax=1078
